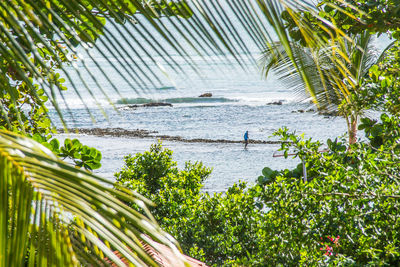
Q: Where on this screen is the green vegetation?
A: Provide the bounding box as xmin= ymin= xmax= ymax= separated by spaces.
xmin=110 ymin=1 xmax=400 ymax=264
xmin=115 ymin=115 xmax=400 ymax=265
xmin=316 ymin=0 xmax=400 ymax=34
xmin=260 ymin=31 xmax=389 ymax=144
xmin=259 ymin=125 xmax=400 ymax=265
xmin=0 ymin=1 xmax=197 ymax=265
xmin=115 ymin=142 xmax=265 ymax=266
xmin=0 ymin=130 xmax=185 ymax=266
xmin=4 ymin=0 xmax=400 ymax=265
xmin=260 ymin=1 xmax=399 ymax=144
xmin=0 ymin=0 xmax=192 ymax=171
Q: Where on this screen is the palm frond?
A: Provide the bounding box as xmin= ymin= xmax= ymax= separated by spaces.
xmin=258 ymin=5 xmax=388 ymax=114
xmin=0 ymin=129 xmax=186 ymax=266
xmin=0 ymin=0 xmax=365 ymax=130
xmin=259 ymin=40 xmax=343 ymax=111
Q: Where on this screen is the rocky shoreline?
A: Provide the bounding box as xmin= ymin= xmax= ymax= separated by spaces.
xmin=57 ymin=128 xmax=285 ymax=145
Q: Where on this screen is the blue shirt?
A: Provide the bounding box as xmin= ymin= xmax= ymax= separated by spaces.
xmin=244 ymin=132 xmax=248 ymax=140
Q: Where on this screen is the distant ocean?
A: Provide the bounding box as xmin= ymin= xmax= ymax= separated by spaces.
xmin=50 ymin=13 xmax=388 ymax=192
xmin=52 ymin=75 xmax=351 ymax=192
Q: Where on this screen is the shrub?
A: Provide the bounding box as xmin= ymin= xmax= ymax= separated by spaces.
xmin=255 ymin=127 xmax=400 ymax=265
xmin=115 ymin=118 xmax=400 ymax=265
xmin=114 ymin=142 xmax=266 ymax=266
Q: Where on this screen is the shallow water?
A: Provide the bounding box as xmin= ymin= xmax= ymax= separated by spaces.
xmin=54 ymin=101 xmax=351 ymax=192
xmin=53 ymin=102 xmax=348 ymax=141
xmin=57 ymin=134 xmax=290 ymax=192
xmin=49 ymin=14 xmax=378 ymax=192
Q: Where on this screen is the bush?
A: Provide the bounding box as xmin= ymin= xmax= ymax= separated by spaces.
xmin=115 ymin=141 xmax=210 ymax=220
xmin=115 ymin=118 xmax=400 ymax=265
xmin=255 ymin=127 xmax=400 ymax=265
xmin=114 ymin=142 xmax=267 ymax=266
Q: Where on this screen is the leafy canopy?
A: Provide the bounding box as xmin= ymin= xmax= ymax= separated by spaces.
xmin=0 ymin=130 xmax=187 ymax=266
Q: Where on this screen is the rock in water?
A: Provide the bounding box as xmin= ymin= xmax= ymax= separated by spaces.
xmin=267 ymin=100 xmax=283 ymax=105
xmin=199 ymin=93 xmax=212 ymax=97
xmin=142 ymin=102 xmax=172 ymax=107
xmin=118 ymin=102 xmax=173 ymax=110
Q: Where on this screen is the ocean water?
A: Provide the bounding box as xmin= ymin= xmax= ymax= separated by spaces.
xmin=49 ymin=10 xmax=388 ymax=192
xmin=53 ymin=101 xmax=350 ymax=192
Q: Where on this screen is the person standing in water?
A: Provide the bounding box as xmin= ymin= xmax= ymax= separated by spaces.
xmin=244 ymin=131 xmax=249 ymax=148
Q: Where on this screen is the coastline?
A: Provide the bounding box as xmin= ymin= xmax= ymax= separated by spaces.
xmin=57 ymin=127 xmax=286 ymax=145
xmin=53 ymin=133 xmax=294 ymax=193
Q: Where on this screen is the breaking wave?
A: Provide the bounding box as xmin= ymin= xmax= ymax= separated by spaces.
xmin=116 ymin=97 xmax=236 ymax=105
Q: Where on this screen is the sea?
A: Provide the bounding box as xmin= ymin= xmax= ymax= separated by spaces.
xmin=49 ymin=8 xmax=389 ymax=192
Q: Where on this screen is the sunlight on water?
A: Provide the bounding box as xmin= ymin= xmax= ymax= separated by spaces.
xmin=49 ymin=12 xmax=375 ymax=192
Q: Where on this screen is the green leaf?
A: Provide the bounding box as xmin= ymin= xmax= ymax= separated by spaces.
xmin=371 ymin=125 xmax=383 ymax=137
xmin=49 ymin=138 xmax=60 ymax=152
xmin=262 ymin=167 xmax=274 ymax=178
xmin=0 ymin=130 xmax=187 ymax=266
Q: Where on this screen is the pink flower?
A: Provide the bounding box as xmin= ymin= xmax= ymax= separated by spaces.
xmin=319 ymin=235 xmax=340 ymax=257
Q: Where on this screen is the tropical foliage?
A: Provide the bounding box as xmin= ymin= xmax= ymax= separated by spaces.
xmin=317 ymin=0 xmax=400 ymax=34
xmin=361 ymin=40 xmax=400 ymax=115
xmin=1 ymin=1 xmax=206 ymax=264
xmin=115 ymin=120 xmax=400 ymax=266
xmin=255 ymin=126 xmax=400 ymax=265
xmin=4 ymin=0 xmax=400 ymax=265
xmin=260 ymin=31 xmax=386 ymax=143
xmin=0 ymin=130 xmax=187 ymax=266
xmin=259 ymin=0 xmax=398 ymax=144
xmin=114 ymin=142 xmax=265 ymax=266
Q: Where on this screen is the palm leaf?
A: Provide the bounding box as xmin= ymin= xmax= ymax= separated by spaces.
xmin=259 ymin=40 xmax=342 ymax=110
xmin=0 ymin=129 xmax=187 ymax=266
xmin=0 ymin=0 xmax=365 ymax=129
xmin=0 ymin=0 xmax=386 ymax=263
xmin=258 ymin=12 xmax=391 ymax=114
